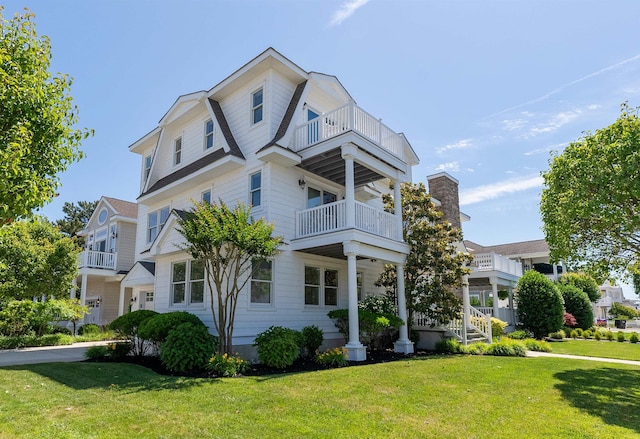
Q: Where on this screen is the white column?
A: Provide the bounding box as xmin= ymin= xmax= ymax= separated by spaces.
xmin=461 ymin=274 xmax=470 ymax=346
xmin=394 ymin=263 xmax=414 ymax=354
xmin=344 ymin=155 xmax=355 ymax=228
xmin=508 ymin=287 xmax=516 ymax=325
xmin=344 ymin=251 xmax=366 ymax=361
xmin=491 ymin=277 xmax=499 ymax=321
xmin=80 ymin=274 xmax=88 ymax=305
xmin=393 ymin=178 xmax=402 ymax=238
xmin=118 ymin=284 xmax=126 ymax=316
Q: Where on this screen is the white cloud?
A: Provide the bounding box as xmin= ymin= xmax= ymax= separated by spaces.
xmin=459 ymin=175 xmax=543 ymax=206
xmin=524 ymin=142 xmax=568 ymax=156
xmin=435 ymin=162 xmax=460 ymax=172
xmin=436 ymin=138 xmax=474 ymax=154
xmin=502 ymin=118 xmax=526 ymax=131
xmin=329 ymin=0 xmax=370 ymax=26
xmin=527 ymin=110 xmax=581 ymax=136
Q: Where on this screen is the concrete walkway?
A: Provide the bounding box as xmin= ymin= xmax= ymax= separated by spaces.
xmin=526 ymin=350 xmax=640 ymax=366
xmin=0 ymin=341 xmax=112 ymax=367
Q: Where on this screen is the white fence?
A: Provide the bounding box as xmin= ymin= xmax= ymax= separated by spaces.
xmin=78 ymin=251 xmax=117 ymax=270
xmin=472 ymin=253 xmax=523 ymax=277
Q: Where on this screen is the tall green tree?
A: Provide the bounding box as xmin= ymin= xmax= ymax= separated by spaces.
xmin=0 ymin=218 xmax=79 ymax=301
xmin=54 ymin=200 xmax=98 ymax=246
xmin=558 ymin=272 xmax=600 ymax=302
xmin=541 ymin=103 xmax=640 ymax=282
xmin=376 ymin=182 xmax=473 ymax=328
xmin=0 ymin=8 xmax=92 ymax=222
xmin=176 ymin=201 xmax=282 ymax=355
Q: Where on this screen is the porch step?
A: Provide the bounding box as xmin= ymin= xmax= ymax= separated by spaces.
xmin=465 ymin=327 xmax=489 ymax=344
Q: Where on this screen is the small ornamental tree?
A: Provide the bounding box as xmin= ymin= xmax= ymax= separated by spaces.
xmin=176 ymin=200 xmax=282 ymax=355
xmin=558 ymin=284 xmax=594 ymax=330
xmin=515 ymin=270 xmax=564 ymax=338
xmin=609 ymin=302 xmax=640 ymax=320
xmin=558 ymin=272 xmax=600 ymax=302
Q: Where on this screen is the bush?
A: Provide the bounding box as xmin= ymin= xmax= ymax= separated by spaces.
xmin=78 ymin=323 xmax=101 ymax=335
xmin=630 ymin=333 xmax=639 ymax=343
xmin=515 ymin=271 xmax=564 ymax=338
xmin=524 ymin=339 xmax=552 ymax=352
xmin=564 ymin=312 xmax=577 ymax=328
xmin=85 ymin=345 xmax=108 ymax=360
xmin=609 ymin=302 xmax=640 ymax=320
xmin=558 ymin=285 xmax=594 ymax=330
xmin=570 ymin=329 xmax=579 ymax=339
xmin=109 ymin=310 xmax=158 ymax=356
xmin=315 ymin=347 xmax=349 ymax=367
xmin=491 ymin=317 xmax=507 ymax=338
xmin=605 ymin=331 xmax=614 ymax=341
xmin=575 ymin=328 xmax=584 ymax=338
xmin=207 ymin=352 xmax=248 ymax=377
xmin=138 ymin=311 xmax=207 ymax=344
xmin=50 ymin=326 xmax=73 ymax=335
xmin=300 ymin=325 xmax=324 ymax=357
xmin=507 ymin=329 xmax=532 ymax=340
xmin=593 ymin=330 xmax=601 ymax=341
xmin=327 ymin=308 xmax=403 ymax=351
xmin=464 ymin=343 xmax=487 ymax=355
xmin=254 ymin=326 xmax=302 ymax=369
xmin=548 ymin=330 xmax=566 ymax=340
xmin=358 ymin=294 xmax=396 ymax=315
xmin=558 ymin=272 xmax=600 ymax=302
xmin=434 ymin=338 xmax=463 ymax=354
xmin=617 ymin=331 xmax=626 ymax=342
xmin=160 ymin=322 xmax=217 ymax=373
xmin=484 ymin=339 xmax=526 ymax=357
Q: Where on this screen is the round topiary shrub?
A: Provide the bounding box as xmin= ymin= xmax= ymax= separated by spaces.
xmin=160 ymin=322 xmax=217 ymax=373
xmin=138 ymin=311 xmax=207 ymax=344
xmin=78 ymin=323 xmax=101 ymax=335
xmin=109 ymin=310 xmax=159 ymax=355
xmin=617 ymin=331 xmax=626 ymax=342
xmin=630 ymin=332 xmax=639 ymax=343
xmin=254 ymin=326 xmax=301 ymax=369
xmin=515 ymin=271 xmax=564 ymax=339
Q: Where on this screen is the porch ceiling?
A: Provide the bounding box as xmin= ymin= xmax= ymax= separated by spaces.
xmin=297 ymin=147 xmax=384 ymax=187
xmin=295 ymin=244 xmax=372 ymax=260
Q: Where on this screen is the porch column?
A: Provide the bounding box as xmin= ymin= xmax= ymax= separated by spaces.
xmin=461 ymin=274 xmax=470 ymax=346
xmin=344 ymin=154 xmax=355 ymax=228
xmin=118 ymin=283 xmax=126 ymax=316
xmin=79 ymin=274 xmax=88 ymax=305
xmin=393 ymin=178 xmax=402 ymax=236
xmin=344 ymin=251 xmax=366 ymax=361
xmin=491 ymin=277 xmax=499 ymax=320
xmin=394 ymin=263 xmax=414 ymax=354
xmin=508 ymin=287 xmax=516 ymax=325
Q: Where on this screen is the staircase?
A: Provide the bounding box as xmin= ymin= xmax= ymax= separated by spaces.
xmin=413 ymin=306 xmax=493 ymax=345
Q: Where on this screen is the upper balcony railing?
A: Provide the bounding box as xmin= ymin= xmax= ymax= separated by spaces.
xmin=296 ymin=200 xmax=400 ymax=241
xmin=78 ymin=250 xmax=117 ymax=270
xmin=291 ymin=102 xmax=405 ymax=162
xmin=471 ymin=253 xmax=523 ymax=277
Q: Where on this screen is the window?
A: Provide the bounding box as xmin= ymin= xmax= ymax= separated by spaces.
xmin=147 ymin=206 xmax=170 ymax=243
xmin=201 ymin=189 xmax=212 ymax=205
xmin=305 ymin=266 xmax=339 ymax=306
xmin=250 ymin=171 xmax=261 ymax=207
xmin=108 ymin=224 xmax=117 ymax=253
xmin=305 ymin=266 xmax=320 ymax=305
xmin=251 ymin=259 xmax=273 ymax=304
xmin=98 ymin=208 xmax=108 ymax=225
xmin=174 ymin=137 xmax=182 ymax=165
xmin=324 ymin=269 xmax=338 ymax=306
xmin=204 ymin=119 xmax=214 ymax=149
xmin=251 ymin=88 xmax=263 ymax=124
xmin=145 ymin=291 xmax=154 ymax=302
xmin=171 ymin=260 xmax=204 ymax=305
xmin=95 ymin=228 xmax=107 ymax=252
xmin=144 ymin=154 xmax=152 ymax=180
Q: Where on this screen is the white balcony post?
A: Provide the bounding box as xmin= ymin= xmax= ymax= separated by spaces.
xmin=344 ymin=153 xmax=355 ymax=228
xmin=118 ymin=284 xmax=126 ymax=316
xmin=394 ymin=263 xmax=414 ymax=354
xmin=344 ymin=250 xmax=366 ymax=361
xmin=462 ymin=274 xmax=470 ymax=346
xmin=79 ymin=273 xmax=88 ymax=305
xmin=491 ymin=277 xmax=499 ymax=321
xmin=393 ymin=178 xmax=402 ymax=239
xmin=348 ymin=100 xmax=355 ymax=130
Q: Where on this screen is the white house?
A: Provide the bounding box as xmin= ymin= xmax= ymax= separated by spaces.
xmin=121 ymin=48 xmax=420 ymax=361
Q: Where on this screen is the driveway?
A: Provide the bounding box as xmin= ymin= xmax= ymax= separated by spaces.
xmin=0 ymin=341 xmax=112 ymax=367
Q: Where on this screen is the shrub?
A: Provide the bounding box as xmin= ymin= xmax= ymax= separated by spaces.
xmin=327 ymin=308 xmax=403 ymax=351
xmin=358 ymin=294 xmax=396 ymax=315
xmin=630 ymin=333 xmax=639 ymax=343
xmin=570 ymin=329 xmax=579 ymax=339
xmin=464 ymin=343 xmax=487 ymax=355
xmin=563 ymin=312 xmax=577 ymax=328
xmin=207 ymin=352 xmax=248 ymax=377
xmin=315 ymin=347 xmax=349 ymax=367
xmin=85 ymin=345 xmax=108 ymax=360
xmin=507 ymin=329 xmax=532 ymax=340
xmin=434 ymin=338 xmax=463 ymax=354
xmin=575 ymin=328 xmax=584 ymax=338
xmin=515 ymin=271 xmax=564 ymax=338
xmin=109 ymin=310 xmax=158 ymax=356
xmin=594 ymin=331 xmax=601 ymax=341
xmin=605 ymin=331 xmax=614 ymax=341
xmin=548 ymin=330 xmax=566 ymax=340
xmin=138 ymin=311 xmax=207 ymax=344
xmin=524 ymin=339 xmax=552 ymax=352
xmin=160 ymin=322 xmax=217 ymax=373
xmin=104 ymin=341 xmax=132 ymax=359
xmin=558 ymin=285 xmax=594 ymax=330
xmin=78 ymin=323 xmax=101 ymax=335
xmin=485 ymin=339 xmax=527 ymax=357
xmin=609 ymin=302 xmax=640 ymax=320
xmin=300 ymin=325 xmax=324 ymax=357
xmin=491 ymin=317 xmax=507 ymax=338
xmin=254 ymin=326 xmax=302 ymax=369
xmin=617 ymin=331 xmax=626 ymax=342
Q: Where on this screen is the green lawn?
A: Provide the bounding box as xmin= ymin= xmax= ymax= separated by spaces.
xmin=549 ymin=339 xmax=640 ymax=361
xmin=1 ymin=355 xmax=640 ymax=438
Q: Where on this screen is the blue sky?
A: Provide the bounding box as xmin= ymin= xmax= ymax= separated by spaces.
xmin=8 ymin=0 xmax=640 ymax=248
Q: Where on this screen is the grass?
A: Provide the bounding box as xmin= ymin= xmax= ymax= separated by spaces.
xmin=549 ymin=339 xmax=640 ymax=361
xmin=2 ymin=355 xmax=640 ymax=438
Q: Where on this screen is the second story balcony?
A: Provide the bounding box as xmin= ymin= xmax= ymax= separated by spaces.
xmin=471 ymin=253 xmax=523 ymax=278
xmin=78 ymin=250 xmax=117 ymax=271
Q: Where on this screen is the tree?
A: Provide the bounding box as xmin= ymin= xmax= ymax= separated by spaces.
xmin=176 ymin=201 xmax=282 ymax=355
xmin=557 ymin=284 xmax=594 ymax=330
xmin=541 ymin=103 xmax=640 ymax=282
xmin=0 ymin=8 xmax=91 ymax=222
xmin=0 ymin=218 xmax=78 ymax=301
xmin=376 ymin=182 xmax=473 ymax=328
xmin=558 ymin=272 xmax=600 ymax=302
xmin=53 ymin=200 xmax=98 ymax=246
xmin=515 ymin=270 xmax=564 ymax=338
xmin=609 ymin=302 xmax=640 ymax=320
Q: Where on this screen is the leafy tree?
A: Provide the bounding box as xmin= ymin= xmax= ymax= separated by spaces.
xmin=0 ymin=8 xmax=91 ymax=222
xmin=541 ymin=103 xmax=640 ymax=282
xmin=376 ymin=182 xmax=473 ymax=328
xmin=557 ymin=284 xmax=594 ymax=330
xmin=558 ymin=272 xmax=600 ymax=302
xmin=176 ymin=201 xmax=282 ymax=355
xmin=54 ymin=200 xmax=98 ymax=246
xmin=609 ymin=302 xmax=640 ymax=320
xmin=515 ymin=270 xmax=564 ymax=338
xmin=0 ymin=218 xmax=78 ymax=301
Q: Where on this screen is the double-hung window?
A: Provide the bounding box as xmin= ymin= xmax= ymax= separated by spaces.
xmin=174 ymin=137 xmax=182 ymax=165
xmin=251 ymin=88 xmax=263 ymax=124
xmin=171 ymin=260 xmax=204 ymax=305
xmin=144 ymin=154 xmax=152 ymax=180
xmin=249 ymin=171 xmax=261 ymax=207
xmin=251 ymin=259 xmax=273 ymax=304
xmin=305 ymin=266 xmax=339 ymax=306
xmin=201 ymin=189 xmax=212 ymax=205
xmin=147 ymin=206 xmax=170 ymax=243
xmin=204 ymin=119 xmax=214 ymax=150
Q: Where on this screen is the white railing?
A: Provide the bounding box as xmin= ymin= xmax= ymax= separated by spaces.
xmin=78 ymin=251 xmax=117 ymax=270
xmin=291 ymin=102 xmax=405 ymax=161
xmin=414 ymin=305 xmax=492 ymax=344
xmin=295 ymin=200 xmax=401 ymax=241
xmin=469 ymin=306 xmax=492 ymax=341
xmin=475 ymin=306 xmax=493 ymax=316
xmin=472 ymin=252 xmax=523 ymax=277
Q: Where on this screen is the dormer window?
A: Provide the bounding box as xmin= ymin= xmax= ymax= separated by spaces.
xmin=174 ymin=137 xmax=182 ymax=165
xmin=204 ymin=119 xmax=214 ymax=150
xmin=144 ymin=154 xmax=152 ymax=180
xmin=251 ymin=88 xmax=263 ymax=124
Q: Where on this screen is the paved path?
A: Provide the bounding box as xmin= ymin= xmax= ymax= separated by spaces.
xmin=526 ymin=350 xmax=640 ymax=366
xmin=0 ymin=341 xmax=112 ymax=367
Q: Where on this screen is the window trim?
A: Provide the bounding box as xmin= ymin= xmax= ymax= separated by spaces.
xmin=249 ymin=171 xmax=262 ymax=208
xmin=304 ymin=265 xmax=340 ymax=308
xmin=174 ymin=136 xmax=182 ymax=166
xmin=251 ymin=87 xmax=264 ymax=125
xmin=144 ymin=154 xmax=152 ymax=180
xmin=201 ymin=188 xmax=212 ymax=205
xmin=170 ymin=259 xmax=205 ymax=307
xmin=204 ymin=118 xmax=214 ymax=150
xmin=147 ymin=206 xmax=170 ymax=244
xmin=250 ymin=259 xmax=274 ymax=306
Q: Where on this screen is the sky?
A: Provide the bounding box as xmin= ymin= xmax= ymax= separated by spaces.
xmin=6 ymin=0 xmax=640 ymax=250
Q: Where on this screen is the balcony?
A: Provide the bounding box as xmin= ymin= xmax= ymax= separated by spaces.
xmin=471 ymin=253 xmax=522 ymax=277
xmin=295 ymin=200 xmax=400 ymax=241
xmin=78 ymin=251 xmax=117 ymax=270
xmin=291 ymin=102 xmax=406 ymax=162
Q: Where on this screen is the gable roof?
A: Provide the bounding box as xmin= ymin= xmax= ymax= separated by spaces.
xmin=139 ymin=260 xmax=156 ymax=275
xmin=103 ymin=197 xmax=137 ymax=219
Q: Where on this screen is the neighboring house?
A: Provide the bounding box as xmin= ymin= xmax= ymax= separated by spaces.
xmin=121 ymin=48 xmax=420 ymax=360
xmin=75 ymin=196 xmax=138 ymax=326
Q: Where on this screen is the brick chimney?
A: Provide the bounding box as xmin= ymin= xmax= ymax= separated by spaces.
xmin=427 ymin=172 xmax=461 ymax=230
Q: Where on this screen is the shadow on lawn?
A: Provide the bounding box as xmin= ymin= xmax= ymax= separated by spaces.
xmin=555 ymin=367 xmax=640 ymax=433
xmin=8 ymin=361 xmax=209 ymax=393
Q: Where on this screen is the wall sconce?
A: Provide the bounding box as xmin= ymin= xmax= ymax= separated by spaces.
xmin=298 ymin=176 xmax=306 ymax=189
xmin=130 ymin=296 xmax=137 ymax=302
xmin=96 ymin=297 xmax=102 ymax=306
